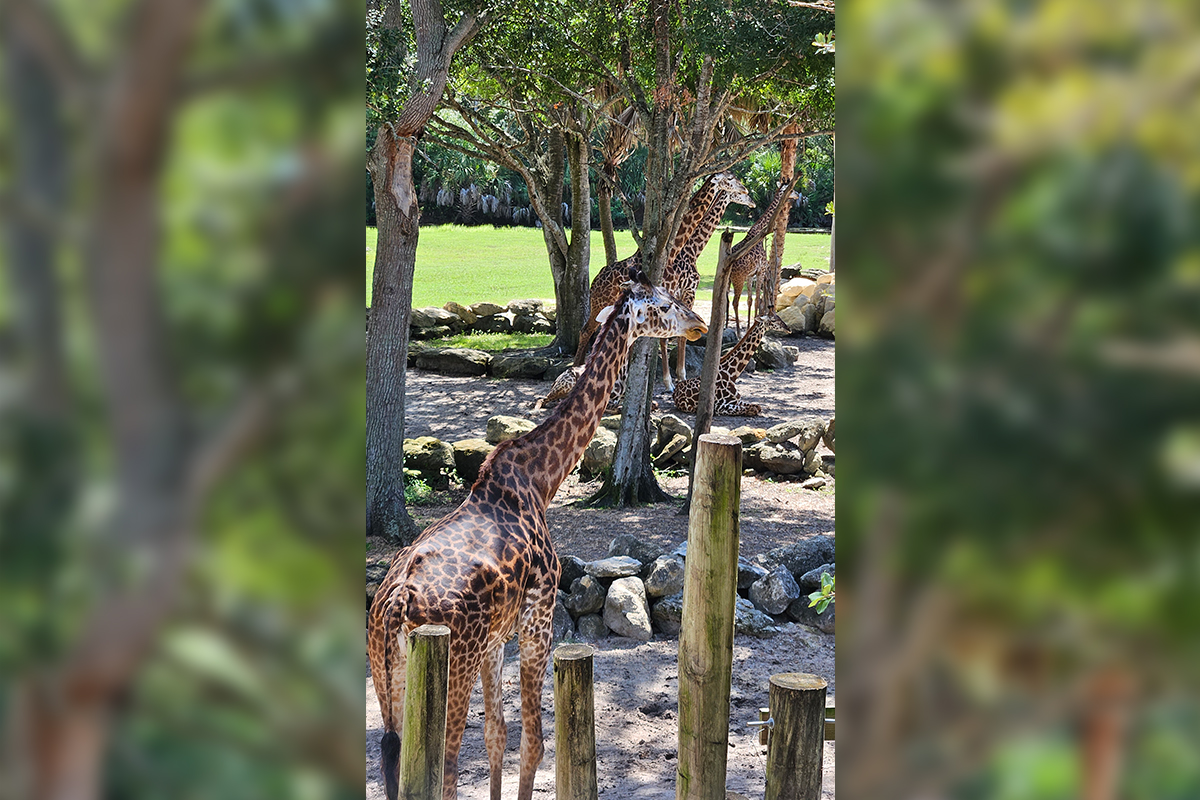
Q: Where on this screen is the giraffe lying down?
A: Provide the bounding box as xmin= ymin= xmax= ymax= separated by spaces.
xmin=671 ymin=310 xmax=790 ymax=417
xmin=368 ymin=268 xmax=706 ymax=800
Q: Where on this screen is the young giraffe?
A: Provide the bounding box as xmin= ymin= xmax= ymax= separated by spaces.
xmin=727 ymin=181 xmax=801 ymax=334
xmin=368 ymin=270 xmax=707 ymax=800
xmin=671 ymin=309 xmax=790 ymax=416
xmin=573 ymin=172 xmax=753 ymax=392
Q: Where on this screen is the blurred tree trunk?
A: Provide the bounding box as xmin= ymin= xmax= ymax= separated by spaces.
xmin=365 ymin=0 xmax=483 ymax=543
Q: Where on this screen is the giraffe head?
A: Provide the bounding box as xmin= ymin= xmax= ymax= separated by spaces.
xmin=757 ymin=308 xmax=791 ymax=336
xmin=713 ymin=171 xmax=755 ymax=208
xmin=597 ymin=268 xmax=708 ymax=342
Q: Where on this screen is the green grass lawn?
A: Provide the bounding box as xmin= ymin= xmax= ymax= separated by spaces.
xmin=366 ymin=224 xmax=832 ymax=309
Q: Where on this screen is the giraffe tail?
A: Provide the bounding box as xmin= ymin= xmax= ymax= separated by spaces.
xmin=380 ymin=730 xmax=400 ymax=800
xmin=380 ymin=585 xmax=412 ymax=800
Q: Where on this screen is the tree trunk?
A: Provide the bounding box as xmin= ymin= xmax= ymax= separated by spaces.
xmin=366 ymin=125 xmax=421 ymax=543
xmin=763 ymin=127 xmax=798 ymax=313
xmin=556 ymin=130 xmax=592 ymax=356
xmin=598 ymin=170 xmax=619 ymax=267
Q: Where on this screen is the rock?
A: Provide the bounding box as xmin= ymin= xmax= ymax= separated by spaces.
xmin=754 ymin=340 xmax=793 ymax=371
xmin=659 ymin=414 xmax=693 ymax=443
xmin=650 ymin=593 xmax=684 ymax=636
xmin=643 ymin=556 xmax=686 ymax=598
xmin=513 ymin=314 xmax=555 ymax=334
xmin=672 ymin=541 xmax=688 ymax=559
xmin=786 ymin=595 xmax=835 ymax=633
xmin=553 ymin=591 xmax=575 ymax=639
xmin=735 ymin=596 xmax=780 ymax=637
xmin=816 ymin=272 xmax=834 ymax=285
xmin=410 ymin=324 xmax=453 ymax=341
xmin=599 ymin=414 xmax=622 ymax=431
xmin=765 ymin=418 xmax=826 ymax=448
xmin=777 ymin=304 xmax=807 ymax=334
xmin=749 ymin=441 xmax=808 ymax=475
xmin=677 ymin=343 xmax=705 ymax=379
xmin=469 ymin=301 xmax=505 ymax=317
xmin=759 ymin=535 xmax=835 ymax=580
xmin=822 ymin=417 xmax=835 ymax=453
xmin=800 ymin=476 xmax=827 ymax=490
xmin=474 ymin=313 xmax=513 ymax=333
xmin=779 ymin=277 xmax=816 ymax=301
xmin=451 ymin=438 xmax=494 ymax=485
xmin=443 ymin=301 xmax=478 ymax=325
xmin=507 ymin=299 xmax=543 ymax=315
xmin=411 ymin=306 xmax=462 ymax=329
xmin=366 ymin=559 xmax=390 ymax=608
xmin=584 ymin=556 xmax=642 ymax=579
xmin=540 ymin=304 xmax=557 ymax=322
xmin=737 ymin=559 xmax=769 ymax=590
xmin=821 ymin=454 xmax=835 ymax=477
xmin=748 ymin=564 xmax=802 ymax=615
xmin=564 ymin=575 xmax=607 ymax=616
xmin=653 ymin=433 xmax=689 ymax=467
xmin=797 ymin=563 xmax=835 ymax=590
xmin=729 ymin=426 xmax=767 ymax=446
xmin=603 ymin=577 xmax=653 ymax=640
xmin=559 ymin=555 xmax=587 ymax=591
xmin=800 ymin=303 xmax=821 ymax=333
xmin=608 ymin=534 xmax=663 ymax=567
xmin=543 ymin=359 xmax=575 ymax=381
xmin=783 ymin=345 xmax=800 ymax=363
xmin=402 ymin=436 xmax=455 ymax=486
xmin=576 ymin=614 xmax=609 ymax=640
xmin=818 ymin=308 xmax=835 ymax=337
xmin=485 ymin=415 xmax=536 ymax=444
xmin=413 ymin=347 xmax=491 ymax=376
xmin=580 ymin=426 xmax=617 ymax=477
xmin=491 ymin=352 xmax=551 ymax=379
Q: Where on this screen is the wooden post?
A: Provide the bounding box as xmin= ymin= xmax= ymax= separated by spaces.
xmin=401 ymin=624 xmax=450 ymax=800
xmin=554 ymin=643 xmax=598 ymax=800
xmin=676 ymin=434 xmax=742 ymax=800
xmin=765 ymin=673 xmax=828 ymax=800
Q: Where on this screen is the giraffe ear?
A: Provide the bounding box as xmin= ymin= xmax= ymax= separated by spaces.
xmin=596 ymin=305 xmax=615 ymax=326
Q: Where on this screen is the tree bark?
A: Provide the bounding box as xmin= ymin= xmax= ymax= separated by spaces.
xmin=557 ymin=129 xmax=593 ymax=355
xmin=763 ymin=126 xmax=798 ymax=313
xmin=597 ymin=173 xmax=619 ymax=267
xmin=366 ymin=126 xmax=421 ymax=543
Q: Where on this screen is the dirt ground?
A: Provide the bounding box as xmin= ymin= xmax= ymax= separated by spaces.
xmin=366 ymin=331 xmax=835 ymax=799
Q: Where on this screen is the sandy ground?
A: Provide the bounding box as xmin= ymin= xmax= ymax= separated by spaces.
xmin=366 ymin=331 xmax=835 ymax=799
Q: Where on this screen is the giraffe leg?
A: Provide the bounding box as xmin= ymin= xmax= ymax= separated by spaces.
xmin=659 ymin=338 xmax=675 ymax=392
xmin=441 ymin=629 xmax=488 ymax=800
xmin=515 ymin=594 xmax=555 ymax=800
xmin=675 ymin=335 xmax=687 ymax=383
xmin=480 ymin=643 xmax=507 ymax=800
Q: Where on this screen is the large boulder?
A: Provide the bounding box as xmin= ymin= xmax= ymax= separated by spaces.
xmin=564 ymin=575 xmax=607 ymax=616
xmin=411 ymin=306 xmax=462 ymax=330
xmin=451 ymin=438 xmax=494 ymax=485
xmin=756 ymin=535 xmax=835 ymax=580
xmin=737 ymin=559 xmax=770 ymax=590
xmin=608 ymin=534 xmax=664 ymax=567
xmin=474 ymin=313 xmax=514 ymax=334
xmin=643 ymin=555 xmax=686 ymax=598
xmin=658 ymin=414 xmax=693 ymax=444
xmin=443 ymin=301 xmax=477 ymax=326
xmin=513 ymin=314 xmax=555 ymax=334
xmin=603 ymin=577 xmax=653 ymax=641
xmin=506 ymin=299 xmax=543 ymax=315
xmin=402 ymin=436 xmax=455 ymax=486
xmin=491 ymin=352 xmax=551 ymax=379
xmin=576 ymin=613 xmax=609 ymax=640
xmin=485 ymin=415 xmax=536 ymax=444
xmin=414 ymin=347 xmax=491 ymax=376
xmin=651 ymin=593 xmax=684 ymax=636
xmin=470 ymin=301 xmax=505 ymax=317
xmin=754 ymin=340 xmax=794 ymax=371
xmin=735 ymin=597 xmax=780 ymax=637
xmin=748 ymin=564 xmax=802 ymax=615
xmin=552 ymin=592 xmax=575 ymax=640
xmin=818 ymin=308 xmax=835 ymax=338
xmin=584 ymin=556 xmax=642 ymax=579
xmin=766 ymin=418 xmax=826 ymax=450
xmin=580 ymin=427 xmax=617 ymax=477
xmin=729 ymin=425 xmax=768 ymax=446
xmin=410 ymin=324 xmax=453 ymax=341
xmin=558 ymin=555 xmax=587 ymax=591
xmin=777 ymin=304 xmax=808 ymax=334
xmin=797 ymin=563 xmax=835 ymax=591
xmin=786 ymin=595 xmax=835 ymax=634
xmin=745 ymin=441 xmax=811 ymax=475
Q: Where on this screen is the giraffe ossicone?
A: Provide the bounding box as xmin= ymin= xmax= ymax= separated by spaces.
xmin=368 ymin=268 xmax=705 ymax=800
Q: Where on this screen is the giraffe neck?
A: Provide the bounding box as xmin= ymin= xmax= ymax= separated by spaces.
xmin=667 ymin=177 xmax=718 ymax=264
xmin=743 ymin=183 xmax=793 ymax=241
xmin=485 ymin=306 xmax=636 ymax=508
xmin=719 ymin=317 xmax=770 ymax=380
xmin=670 ymin=192 xmax=734 ymax=276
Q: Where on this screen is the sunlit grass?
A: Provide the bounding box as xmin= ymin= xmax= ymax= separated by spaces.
xmin=435 ymin=331 xmax=555 ymax=351
xmin=366 ymin=224 xmax=832 ymax=308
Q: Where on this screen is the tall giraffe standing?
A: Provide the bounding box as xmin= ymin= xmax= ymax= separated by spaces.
xmin=727 ymin=181 xmax=801 ymax=334
xmin=573 ymin=171 xmax=753 ymax=392
xmin=671 ymin=309 xmax=790 ymax=416
xmin=368 ymin=270 xmax=707 ymax=800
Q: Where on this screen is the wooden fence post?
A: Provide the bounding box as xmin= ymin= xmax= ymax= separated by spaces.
xmin=765 ymin=673 xmax=828 ymax=800
xmin=676 ymin=433 xmax=742 ymax=800
xmin=401 ymin=624 xmax=450 ymax=800
xmin=554 ymin=643 xmax=598 ymax=800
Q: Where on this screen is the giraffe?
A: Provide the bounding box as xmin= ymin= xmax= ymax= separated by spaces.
xmin=368 ymin=269 xmax=707 ymax=800
xmin=727 ymin=180 xmax=801 ymax=334
xmin=573 ymin=171 xmax=754 ymax=392
xmin=671 ymin=309 xmax=790 ymax=417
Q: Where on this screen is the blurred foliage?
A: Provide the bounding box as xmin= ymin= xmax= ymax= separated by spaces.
xmin=838 ymin=0 xmax=1200 ymax=797
xmin=1 ymin=0 xmax=363 ymax=797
